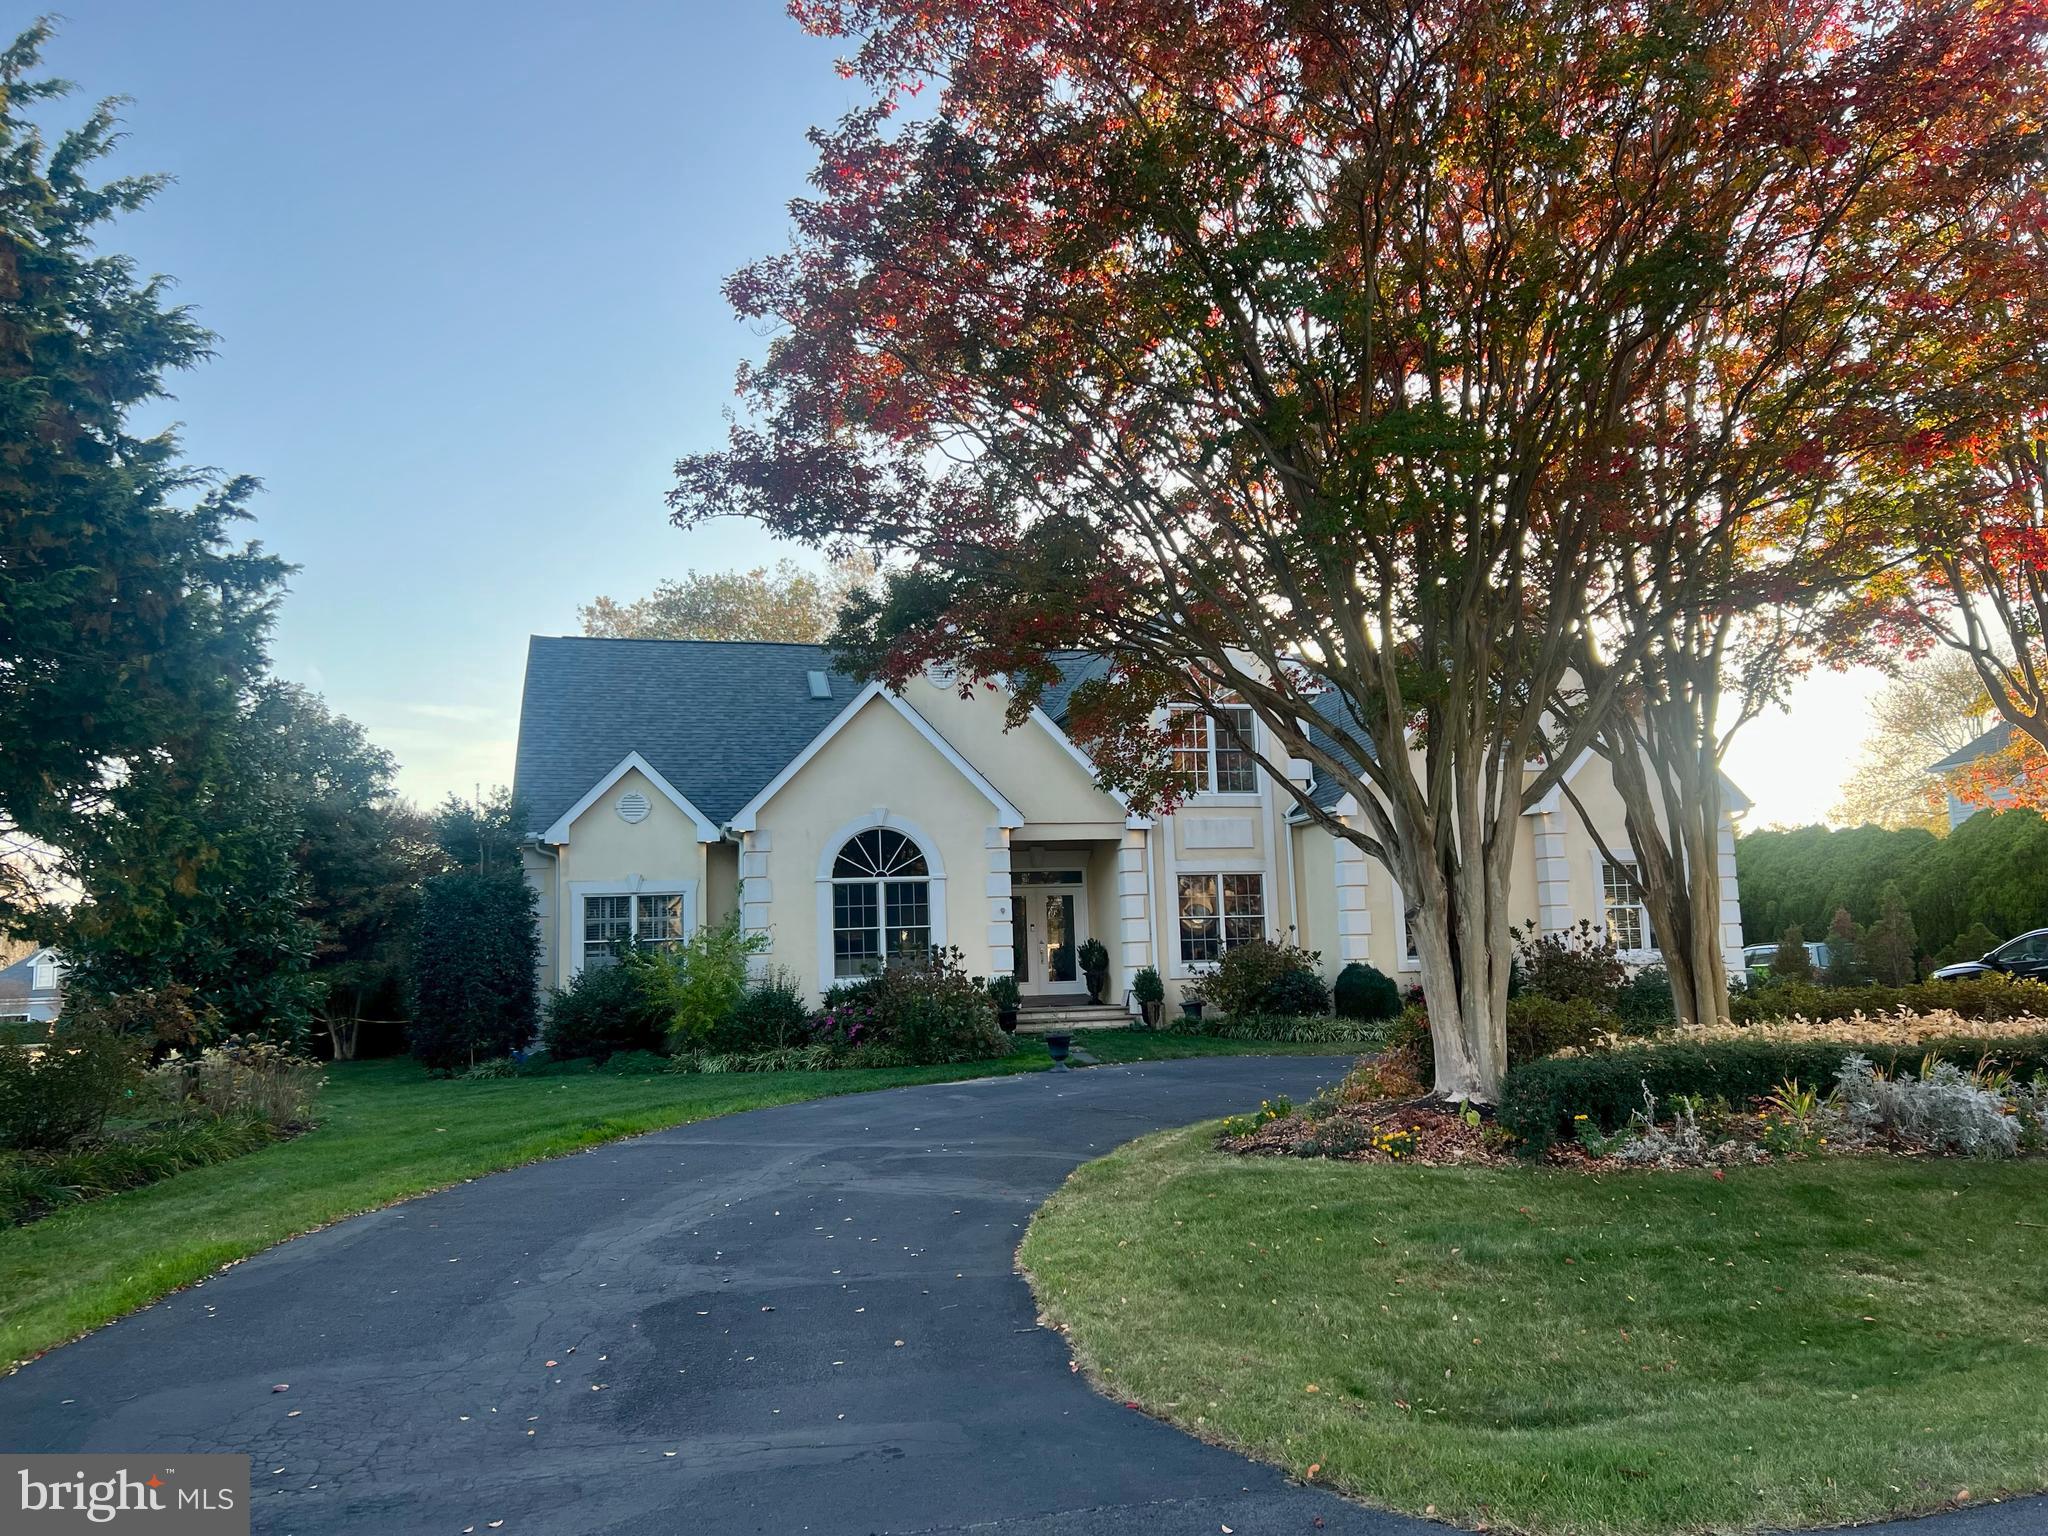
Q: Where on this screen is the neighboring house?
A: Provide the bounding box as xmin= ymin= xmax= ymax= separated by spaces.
xmin=0 ymin=947 xmax=63 ymax=1023
xmin=511 ymin=638 xmax=1746 ymax=1012
xmin=1928 ymin=720 xmax=2027 ymax=829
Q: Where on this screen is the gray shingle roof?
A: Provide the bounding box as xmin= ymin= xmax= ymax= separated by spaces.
xmin=1928 ymin=720 xmax=2015 ymax=775
xmin=513 ymin=637 xmax=862 ymax=836
xmin=1038 ymin=651 xmax=1111 ymax=725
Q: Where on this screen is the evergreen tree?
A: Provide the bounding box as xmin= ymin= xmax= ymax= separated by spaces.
xmin=1823 ymin=907 xmax=1870 ymax=986
xmin=1865 ymin=883 xmax=1921 ymax=986
xmin=1770 ymin=926 xmax=1814 ymax=982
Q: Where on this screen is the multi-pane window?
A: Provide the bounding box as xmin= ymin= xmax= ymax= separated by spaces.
xmin=831 ymin=828 xmax=932 ymax=979
xmin=1177 ymin=872 xmax=1266 ymax=964
xmin=1402 ymin=905 xmax=1421 ymax=966
xmin=1602 ymin=860 xmax=1653 ymax=951
xmin=1166 ymin=704 xmax=1258 ymax=795
xmin=582 ymin=892 xmax=684 ymax=970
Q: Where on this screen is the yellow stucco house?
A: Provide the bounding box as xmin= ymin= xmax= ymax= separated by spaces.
xmin=512 ymin=637 xmax=1746 ymax=1016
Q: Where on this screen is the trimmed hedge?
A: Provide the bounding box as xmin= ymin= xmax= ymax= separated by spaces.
xmin=1729 ymin=975 xmax=2048 ymax=1025
xmin=1499 ymin=1033 xmax=2048 ymax=1151
xmin=1199 ymin=1012 xmax=1388 ymax=1044
xmin=1333 ymin=963 xmax=1402 ymax=1022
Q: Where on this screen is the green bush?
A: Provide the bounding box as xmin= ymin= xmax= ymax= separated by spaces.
xmin=0 ymin=1115 xmax=279 ymax=1225
xmin=145 ymin=1038 xmax=324 ymax=1127
xmin=1260 ymin=967 xmax=1330 ymax=1016
xmin=633 ymin=917 xmax=769 ymax=1050
xmin=541 ymin=958 xmax=667 ymax=1061
xmin=1512 ymin=920 xmax=1626 ymax=1006
xmin=1199 ymin=937 xmax=1326 ymax=1019
xmin=1199 ymin=1013 xmax=1388 ymax=1044
xmin=0 ymin=1027 xmax=144 ymax=1152
xmin=866 ymin=948 xmax=1012 ymax=1063
xmin=1505 ymin=994 xmax=1617 ymax=1062
xmin=407 ymin=870 xmax=539 ymax=1069
xmin=1771 ymin=924 xmax=1814 ymax=981
xmin=1499 ymin=1032 xmax=2048 ymax=1151
xmin=1729 ymin=974 xmax=2048 ymax=1025
xmin=1386 ymin=1002 xmax=1434 ymax=1087
xmin=986 ymin=973 xmax=1022 ymax=1013
xmin=1130 ymin=967 xmax=1165 ymax=1006
xmin=1332 ymin=962 xmax=1401 ymax=1022
xmin=1616 ymin=967 xmax=1676 ymax=1034
xmin=712 ymin=970 xmax=812 ymax=1052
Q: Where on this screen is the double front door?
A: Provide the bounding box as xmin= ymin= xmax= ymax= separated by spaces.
xmin=1011 ymin=873 xmax=1087 ymax=997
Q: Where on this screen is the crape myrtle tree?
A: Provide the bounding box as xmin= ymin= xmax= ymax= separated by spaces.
xmin=675 ymin=0 xmax=2039 ymax=1100
xmin=1542 ymin=0 xmax=2048 ymax=1032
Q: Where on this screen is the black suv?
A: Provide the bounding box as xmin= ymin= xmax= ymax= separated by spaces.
xmin=1929 ymin=928 xmax=2048 ymax=982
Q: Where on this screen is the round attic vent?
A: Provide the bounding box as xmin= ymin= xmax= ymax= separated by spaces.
xmin=924 ymin=660 xmax=959 ymax=688
xmin=616 ymin=790 xmax=651 ymax=824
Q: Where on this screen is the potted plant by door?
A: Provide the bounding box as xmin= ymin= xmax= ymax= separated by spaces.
xmin=1132 ymin=966 xmax=1165 ymax=1029
xmin=988 ymin=974 xmax=1021 ymax=1033
xmin=1078 ymin=938 xmax=1111 ymax=1004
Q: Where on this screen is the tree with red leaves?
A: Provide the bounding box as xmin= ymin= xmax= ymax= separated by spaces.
xmin=677 ymin=0 xmax=2048 ymax=1101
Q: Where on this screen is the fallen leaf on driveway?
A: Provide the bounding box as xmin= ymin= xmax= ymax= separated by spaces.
xmin=271 ymin=1384 xmax=289 ymax=1393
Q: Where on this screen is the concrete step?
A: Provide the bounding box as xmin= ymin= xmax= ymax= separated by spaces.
xmin=1013 ymin=1006 xmax=1135 ymax=1032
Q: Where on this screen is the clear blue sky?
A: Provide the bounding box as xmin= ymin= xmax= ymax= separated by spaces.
xmin=47 ymin=1 xmax=861 ymax=807
xmin=42 ymin=1 xmax=1877 ymax=827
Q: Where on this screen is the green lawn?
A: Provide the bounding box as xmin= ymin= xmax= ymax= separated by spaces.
xmin=1021 ymin=1124 xmax=2048 ymax=1535
xmin=0 ymin=1032 xmax=1351 ymax=1368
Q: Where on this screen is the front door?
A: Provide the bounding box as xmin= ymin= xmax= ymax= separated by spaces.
xmin=1011 ymin=881 xmax=1087 ymax=997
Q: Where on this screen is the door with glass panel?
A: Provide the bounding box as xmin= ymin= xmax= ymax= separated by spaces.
xmin=1010 ymin=870 xmax=1087 ymax=997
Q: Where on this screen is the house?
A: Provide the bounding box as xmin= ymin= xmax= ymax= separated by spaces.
xmin=1928 ymin=720 xmax=2028 ymax=829
xmin=511 ymin=638 xmax=1745 ymax=1012
xmin=0 ymin=947 xmax=63 ymax=1024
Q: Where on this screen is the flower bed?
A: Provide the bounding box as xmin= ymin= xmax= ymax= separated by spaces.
xmin=1657 ymin=1008 xmax=2048 ymax=1048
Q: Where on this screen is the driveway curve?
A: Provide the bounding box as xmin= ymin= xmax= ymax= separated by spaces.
xmin=0 ymin=1056 xmax=2037 ymax=1536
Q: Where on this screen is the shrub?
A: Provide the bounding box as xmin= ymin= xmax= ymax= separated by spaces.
xmin=1332 ymin=962 xmax=1401 ymax=1022
xmin=1131 ymin=967 xmax=1164 ymax=1006
xmin=0 ymin=1027 xmax=144 ymax=1152
xmin=1865 ymin=884 xmax=1919 ymax=987
xmin=1505 ymin=994 xmax=1617 ymax=1062
xmin=712 ymin=970 xmax=812 ymax=1052
xmin=1616 ymin=967 xmax=1675 ymax=1034
xmin=1196 ymin=1013 xmax=1388 ymax=1044
xmin=634 ymin=918 xmax=770 ymax=1050
xmin=1513 ymin=920 xmax=1626 ymax=1006
xmin=1200 ymin=937 xmax=1325 ymax=1019
xmin=0 ymin=1115 xmax=280 ymax=1226
xmin=1077 ymin=937 xmax=1110 ymax=980
xmin=1259 ymin=966 xmax=1330 ymax=1017
xmin=1499 ymin=1032 xmax=2048 ymax=1151
xmin=541 ymin=957 xmax=668 ymax=1061
xmin=1823 ymin=908 xmax=1869 ymax=986
xmin=1770 ymin=925 xmax=1813 ymax=981
xmin=147 ymin=1038 xmax=325 ymax=1127
xmin=1386 ymin=1002 xmax=1434 ymax=1087
xmin=63 ymin=984 xmax=218 ymax=1048
xmin=987 ymin=973 xmax=1023 ymax=1013
xmin=1834 ymin=1054 xmax=2023 ymax=1157
xmin=863 ymin=948 xmax=1012 ymax=1063
xmin=1729 ymin=974 xmax=2048 ymax=1026
xmin=408 ymin=870 xmax=539 ymax=1069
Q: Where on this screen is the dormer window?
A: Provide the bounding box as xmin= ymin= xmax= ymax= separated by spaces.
xmin=1167 ymin=703 xmax=1258 ymax=795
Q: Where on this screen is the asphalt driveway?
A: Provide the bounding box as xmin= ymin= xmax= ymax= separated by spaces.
xmin=0 ymin=1056 xmax=2039 ymax=1535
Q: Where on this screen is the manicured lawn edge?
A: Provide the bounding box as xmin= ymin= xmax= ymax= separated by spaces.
xmin=1020 ymin=1122 xmax=2048 ymax=1536
xmin=0 ymin=1034 xmax=1356 ymax=1370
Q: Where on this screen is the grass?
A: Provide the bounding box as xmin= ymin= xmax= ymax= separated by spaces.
xmin=0 ymin=1031 xmax=1351 ymax=1368
xmin=1021 ymin=1124 xmax=2048 ymax=1535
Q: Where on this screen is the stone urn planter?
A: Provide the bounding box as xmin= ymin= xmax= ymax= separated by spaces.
xmin=1180 ymin=998 xmax=1206 ymax=1022
xmin=1044 ymin=1032 xmax=1073 ymax=1069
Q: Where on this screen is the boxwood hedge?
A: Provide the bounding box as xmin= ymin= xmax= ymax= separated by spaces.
xmin=1498 ymin=1032 xmax=2048 ymax=1151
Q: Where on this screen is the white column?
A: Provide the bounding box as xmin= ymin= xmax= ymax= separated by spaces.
xmin=1332 ymin=820 xmax=1372 ymax=964
xmin=1116 ymin=827 xmax=1151 ymax=1012
xmin=1535 ymin=811 xmax=1574 ymax=935
xmin=1716 ymin=816 xmax=1745 ymax=972
xmin=985 ymin=826 xmax=1014 ymax=977
xmin=740 ymin=829 xmax=774 ymax=978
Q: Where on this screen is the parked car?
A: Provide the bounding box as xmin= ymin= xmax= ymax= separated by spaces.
xmin=1929 ymin=928 xmax=2048 ymax=982
xmin=1740 ymin=941 xmax=1831 ymax=976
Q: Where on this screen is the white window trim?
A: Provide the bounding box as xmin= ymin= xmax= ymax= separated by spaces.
xmin=1591 ymin=850 xmax=1659 ymax=962
xmin=732 ymin=682 xmax=1023 ymax=833
xmin=813 ymin=814 xmax=949 ymax=994
xmin=568 ymin=879 xmax=700 ymax=977
xmin=544 ymin=753 xmax=719 ymax=844
xmin=1171 ymin=869 xmax=1271 ymax=976
xmin=1163 ymin=702 xmax=1263 ymax=804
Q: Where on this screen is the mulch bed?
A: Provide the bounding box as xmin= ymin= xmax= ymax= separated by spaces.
xmin=1224 ymin=1096 xmax=1518 ymax=1167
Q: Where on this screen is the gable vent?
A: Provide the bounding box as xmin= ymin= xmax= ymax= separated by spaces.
xmin=806 ymin=670 xmax=832 ymax=699
xmin=616 ymin=790 xmax=651 ymax=824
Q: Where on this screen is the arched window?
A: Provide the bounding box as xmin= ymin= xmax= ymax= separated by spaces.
xmin=831 ymin=828 xmax=931 ymax=978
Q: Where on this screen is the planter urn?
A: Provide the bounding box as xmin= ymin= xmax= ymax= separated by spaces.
xmin=998 ymin=1008 xmax=1019 ymax=1033
xmin=1044 ymin=1032 xmax=1073 ymax=1069
xmin=1181 ymin=999 xmax=1206 ymax=1021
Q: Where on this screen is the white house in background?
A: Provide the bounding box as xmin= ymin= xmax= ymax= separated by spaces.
xmin=1928 ymin=720 xmax=2030 ymax=829
xmin=510 ymin=638 xmax=1745 ymax=1013
xmin=0 ymin=947 xmax=63 ymax=1024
